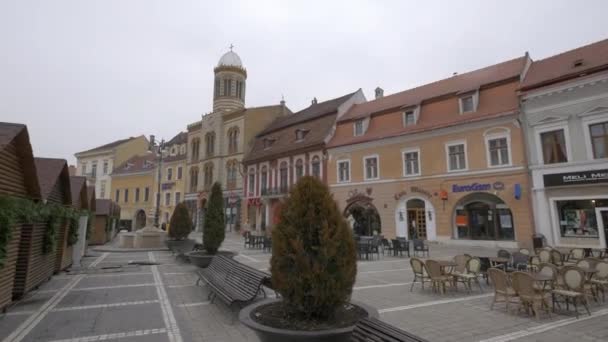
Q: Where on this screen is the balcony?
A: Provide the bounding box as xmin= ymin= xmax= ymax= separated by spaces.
xmin=260 ymin=186 xmax=289 ymax=198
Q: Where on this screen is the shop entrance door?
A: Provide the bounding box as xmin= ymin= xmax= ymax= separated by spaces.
xmin=407 ymin=209 xmax=427 ymax=239
xmin=596 ymin=207 xmax=608 ymax=249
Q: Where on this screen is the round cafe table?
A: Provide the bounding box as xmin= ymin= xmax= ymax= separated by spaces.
xmin=531 ymin=272 xmax=554 ymax=291
xmin=435 ymin=260 xmax=458 ymax=275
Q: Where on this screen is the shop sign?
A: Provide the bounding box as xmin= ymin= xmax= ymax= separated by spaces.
xmin=544 ymin=169 xmax=608 ymax=187
xmin=452 ymin=182 xmax=492 ymax=193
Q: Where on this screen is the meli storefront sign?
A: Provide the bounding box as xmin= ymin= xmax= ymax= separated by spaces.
xmin=543 ymin=169 xmax=608 ymax=187
xmin=452 ymin=182 xmax=504 ymax=193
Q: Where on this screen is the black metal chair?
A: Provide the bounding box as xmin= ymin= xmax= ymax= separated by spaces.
xmin=262 ymin=237 xmax=272 ymax=253
xmin=381 ymin=238 xmax=393 ymax=255
xmin=392 ymin=238 xmax=410 ymax=257
xmin=413 ymin=239 xmax=429 ymax=257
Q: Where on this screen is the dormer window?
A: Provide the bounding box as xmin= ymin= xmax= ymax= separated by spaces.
xmin=403 ymin=111 xmax=416 ymax=127
xmin=263 ymin=138 xmax=275 ymax=149
xmin=461 ymin=96 xmax=474 ymax=113
xmin=295 ymin=129 xmax=309 ymax=142
xmin=573 ymin=59 xmax=584 ymax=68
xmin=354 ymin=120 xmax=364 ymax=136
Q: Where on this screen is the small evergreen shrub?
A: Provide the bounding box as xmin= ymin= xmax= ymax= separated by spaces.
xmin=203 ymin=182 xmax=225 ymax=254
xmin=270 ymin=176 xmax=357 ymax=320
xmin=168 ymin=202 xmax=191 ymax=240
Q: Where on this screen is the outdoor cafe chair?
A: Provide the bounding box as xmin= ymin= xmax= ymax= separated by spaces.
xmin=512 ymin=271 xmax=551 ymax=320
xmin=550 ymin=249 xmax=564 ymax=266
xmin=454 ymin=257 xmax=483 ymax=293
xmin=409 ymin=257 xmax=429 ymax=292
xmin=591 ymin=261 xmax=608 ymax=302
xmin=425 ymin=260 xmax=451 ymax=294
xmin=380 ymin=238 xmax=393 ymax=255
xmin=488 ymin=268 xmax=518 ymax=312
xmin=507 ymin=252 xmax=529 ymax=272
xmin=538 ymin=249 xmax=552 ymax=264
xmin=392 ymin=238 xmax=410 ymax=257
xmin=552 ymin=266 xmax=591 ymax=318
xmin=528 ymin=255 xmax=541 ymax=272
xmin=536 ymin=263 xmax=560 ymax=291
xmin=413 ymin=239 xmax=429 ymax=257
xmin=497 ymin=249 xmax=512 ymax=260
xmin=568 ymin=248 xmax=586 ymax=263
xmin=451 ymin=254 xmax=472 ymax=275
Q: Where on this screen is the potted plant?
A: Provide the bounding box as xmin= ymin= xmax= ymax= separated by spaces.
xmin=239 ymin=176 xmax=377 ymax=342
xmin=166 ymin=202 xmax=194 ymax=254
xmin=187 ymin=182 xmax=234 ymax=268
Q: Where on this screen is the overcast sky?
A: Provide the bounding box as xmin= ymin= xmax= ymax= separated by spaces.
xmin=1 ymin=0 xmax=607 ymax=164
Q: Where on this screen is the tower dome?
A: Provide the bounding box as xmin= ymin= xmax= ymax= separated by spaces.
xmin=213 ymin=47 xmax=247 ymax=113
xmin=217 ymin=51 xmax=243 ymax=67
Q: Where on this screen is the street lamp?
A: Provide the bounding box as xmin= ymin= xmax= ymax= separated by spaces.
xmin=148 ymin=135 xmax=166 ymax=228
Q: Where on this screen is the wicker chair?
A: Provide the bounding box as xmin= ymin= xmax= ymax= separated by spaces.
xmin=550 ymin=249 xmax=564 ymax=266
xmin=425 ymin=260 xmax=451 ymax=294
xmin=454 ymin=257 xmax=483 ymax=293
xmin=535 ymin=263 xmax=560 ymax=291
xmin=512 ymin=271 xmax=551 ymax=320
xmin=552 ymin=266 xmax=591 ymax=318
xmin=409 ymin=258 xmax=430 ymax=292
xmin=528 ymin=255 xmax=541 ymax=272
xmin=569 ymin=248 xmax=585 ymax=263
xmin=591 ymin=261 xmax=608 ymax=302
xmin=538 ymin=249 xmax=552 ymax=264
xmin=488 ymin=268 xmax=518 ymax=312
xmin=497 ymin=249 xmax=512 ymax=259
xmin=576 ymin=258 xmax=601 ymax=302
xmin=451 ymin=254 xmax=472 ymax=275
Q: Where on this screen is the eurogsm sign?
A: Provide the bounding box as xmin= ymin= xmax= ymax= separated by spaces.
xmin=451 ymin=182 xmax=505 ymax=192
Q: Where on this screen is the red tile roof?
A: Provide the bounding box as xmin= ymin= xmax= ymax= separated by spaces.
xmin=329 ymin=56 xmax=527 ymax=148
xmin=339 ymin=57 xmax=527 ymax=122
xmin=34 ymin=157 xmax=71 ymax=203
xmin=244 ymin=92 xmax=357 ymax=163
xmin=259 ymin=92 xmax=357 ymax=135
xmin=111 ymin=154 xmax=156 ymax=176
xmin=521 ymin=38 xmax=608 ymax=91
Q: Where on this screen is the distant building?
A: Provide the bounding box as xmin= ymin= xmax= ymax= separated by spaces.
xmin=74 ymin=136 xmax=149 ymax=199
xmin=520 ymin=38 xmax=608 ymax=249
xmin=185 ymin=49 xmax=290 ymax=231
xmin=242 ymin=90 xmax=365 ymax=233
xmin=158 ymin=132 xmax=188 ymax=227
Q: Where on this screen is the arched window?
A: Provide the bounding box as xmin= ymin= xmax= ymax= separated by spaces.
xmin=248 ymin=168 xmax=256 ymax=196
xmin=279 ymin=161 xmax=288 ymax=191
xmin=226 ymin=160 xmax=238 ymax=189
xmin=260 ymin=166 xmax=268 ymax=194
xmin=191 ymin=138 xmax=200 ymax=162
xmin=205 ymin=132 xmax=215 ymax=157
xmin=189 ymin=167 xmax=199 ymax=193
xmin=227 ymin=127 xmax=239 ymax=154
xmin=214 ymin=78 xmax=220 ymax=98
xmin=295 ymin=159 xmax=304 ymax=182
xmin=203 ymin=162 xmax=214 ymax=189
xmin=311 ymin=156 xmax=321 ymax=178
xmin=236 ymin=81 xmax=244 ymax=100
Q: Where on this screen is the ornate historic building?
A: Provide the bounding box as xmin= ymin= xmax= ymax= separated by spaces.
xmin=185 ymin=49 xmax=290 ymax=231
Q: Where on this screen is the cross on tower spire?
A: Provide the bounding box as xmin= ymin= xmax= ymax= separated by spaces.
xmin=229 ymin=44 xmax=234 ymax=51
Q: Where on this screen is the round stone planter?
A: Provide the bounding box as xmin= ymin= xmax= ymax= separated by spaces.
xmin=165 ymin=239 xmax=195 ymax=254
xmin=239 ymin=299 xmax=378 ymax=342
xmin=186 ymin=250 xmax=236 ymax=268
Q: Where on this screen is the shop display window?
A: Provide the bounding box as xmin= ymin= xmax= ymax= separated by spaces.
xmin=556 ymin=199 xmax=608 ymax=238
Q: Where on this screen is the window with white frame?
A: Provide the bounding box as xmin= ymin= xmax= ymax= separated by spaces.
xmin=447 ymin=142 xmax=467 ymax=171
xmin=167 ymin=167 xmax=173 ymax=181
xmin=175 ymin=192 xmax=181 ymax=204
xmin=91 ymin=161 xmax=97 ymax=177
xmin=177 ymin=166 xmax=182 ymax=180
xmin=311 ymin=156 xmax=321 ymax=178
xmin=590 ymin=121 xmax=608 ymax=159
xmin=100 ymin=180 xmax=106 ymax=198
xmin=337 ymin=160 xmax=350 ymax=183
xmin=81 ymin=162 xmax=87 ymax=176
xmin=248 ymin=170 xmax=255 ymax=195
xmin=103 ymin=160 xmax=109 ymax=175
xmin=279 ymin=161 xmax=288 ymax=190
xmin=540 ymin=129 xmax=568 ymax=164
xmin=354 ymin=120 xmax=364 ymax=136
xmin=295 ymin=159 xmax=304 ymax=181
xmin=165 ymin=192 xmax=170 ymax=206
xmin=364 ymin=156 xmax=379 ymax=180
xmin=403 ymin=150 xmax=420 ymax=176
xmin=460 ymin=95 xmax=475 ymax=113
xmin=403 ymin=111 xmax=416 ymax=127
xmin=487 ymin=136 xmax=510 ymax=166
xmin=260 ymin=166 xmax=268 ymax=193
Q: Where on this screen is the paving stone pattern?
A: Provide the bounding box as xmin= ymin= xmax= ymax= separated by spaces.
xmin=0 ymin=234 xmax=606 ymax=341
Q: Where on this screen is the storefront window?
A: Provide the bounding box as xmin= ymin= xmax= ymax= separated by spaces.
xmin=454 ymin=194 xmax=514 ymax=241
xmin=556 ymin=199 xmax=608 ymax=238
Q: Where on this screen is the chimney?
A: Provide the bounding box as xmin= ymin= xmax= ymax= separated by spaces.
xmin=375 ymin=87 xmax=384 ymax=99
xmin=312 ymin=97 xmax=318 ymax=105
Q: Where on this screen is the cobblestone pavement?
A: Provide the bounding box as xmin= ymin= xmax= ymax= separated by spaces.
xmin=0 ymin=234 xmax=606 ymax=341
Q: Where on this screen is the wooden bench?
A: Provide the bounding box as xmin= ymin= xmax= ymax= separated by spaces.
xmin=196 ymin=255 xmax=270 ymax=308
xmin=351 ymin=317 xmax=429 ymax=342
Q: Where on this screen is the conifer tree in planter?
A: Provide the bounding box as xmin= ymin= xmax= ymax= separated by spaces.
xmin=187 ymin=182 xmax=233 ymax=267
xmin=239 ymin=176 xmax=377 ymax=342
xmin=166 ymin=202 xmax=194 ymax=254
